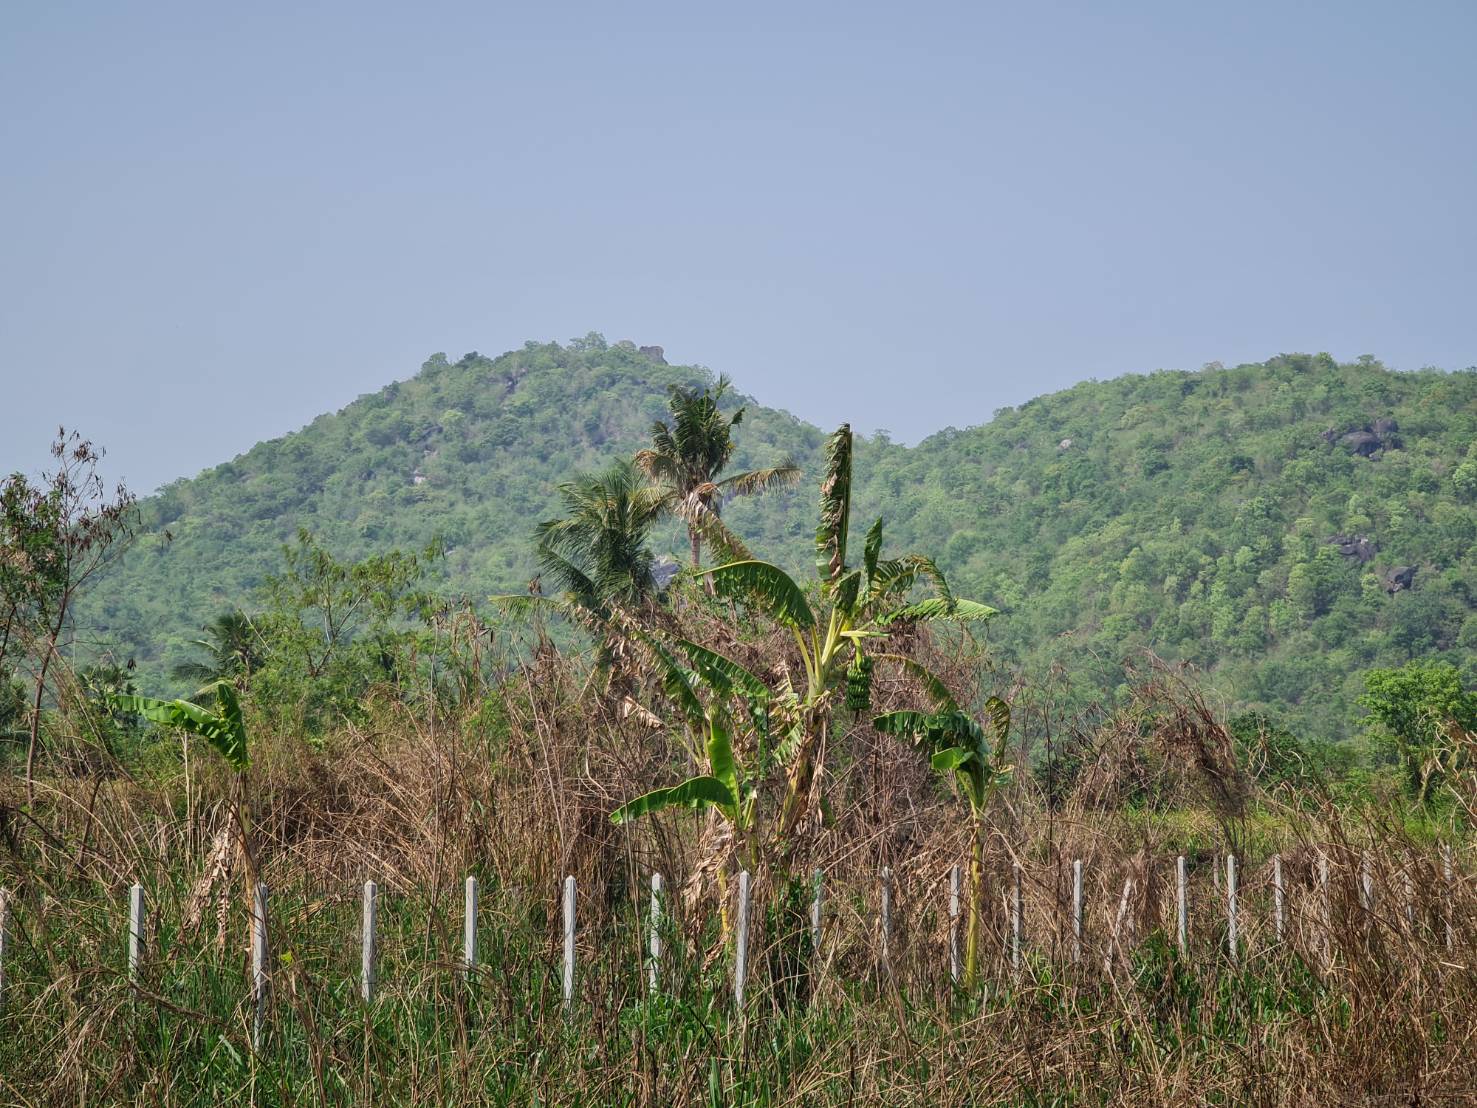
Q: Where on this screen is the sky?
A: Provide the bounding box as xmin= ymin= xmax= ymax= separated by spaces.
xmin=2 ymin=0 xmax=1475 ymax=494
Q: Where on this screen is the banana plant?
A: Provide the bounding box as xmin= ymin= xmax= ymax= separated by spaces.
xmin=610 ymin=635 xmax=775 ymax=935
xmin=110 ymin=679 xmax=250 ymax=772
xmin=109 ymin=681 xmax=260 ymax=924
xmin=708 ymin=423 xmax=997 ymax=844
xmin=874 ymin=689 xmax=1012 ymax=990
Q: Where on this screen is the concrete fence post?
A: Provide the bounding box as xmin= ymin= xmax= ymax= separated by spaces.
xmin=463 ymin=876 xmax=478 ymax=978
xmin=1272 ymin=856 xmax=1285 ymax=945
xmin=1175 ymin=856 xmax=1188 ymax=956
xmin=734 ymin=870 xmax=752 ymax=1010
xmin=1011 ymin=860 xmax=1023 ymax=971
xmin=251 ymin=883 xmax=269 ymax=1052
xmin=128 ymin=883 xmax=145 ymax=983
xmin=361 ymin=880 xmax=377 ymax=1002
xmin=563 ymin=875 xmax=576 ymax=1008
xmin=648 ymin=873 xmax=663 ymax=994
xmin=1444 ymin=847 xmax=1456 ymax=952
xmin=1226 ymin=854 xmax=1239 ymax=963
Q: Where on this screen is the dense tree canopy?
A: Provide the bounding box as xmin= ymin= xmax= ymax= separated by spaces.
xmin=80 ymin=339 xmax=1477 ymax=740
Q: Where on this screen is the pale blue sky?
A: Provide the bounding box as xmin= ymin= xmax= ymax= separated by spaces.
xmin=3 ymin=0 xmax=1474 ymax=493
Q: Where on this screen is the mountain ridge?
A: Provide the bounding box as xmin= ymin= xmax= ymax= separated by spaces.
xmin=86 ymin=338 xmax=1477 ymax=740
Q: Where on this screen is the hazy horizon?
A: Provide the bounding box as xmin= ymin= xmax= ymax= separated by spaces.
xmin=4 ymin=1 xmax=1474 ymax=493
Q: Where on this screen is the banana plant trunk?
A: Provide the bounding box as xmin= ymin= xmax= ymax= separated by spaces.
xmin=777 ymin=711 xmax=828 ymax=846
xmin=966 ymin=814 xmax=984 ymax=990
xmin=717 ymin=864 xmax=731 ymax=948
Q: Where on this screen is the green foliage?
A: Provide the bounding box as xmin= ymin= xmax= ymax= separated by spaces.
xmin=873 ymin=694 xmax=1012 ymax=817
xmin=170 ymin=610 xmax=263 ymax=686
xmin=81 ymin=343 xmax=1477 ymax=739
xmin=109 ymin=680 xmax=249 ymax=770
xmin=609 ymin=640 xmax=767 ymax=846
xmin=76 ymin=660 xmax=144 ymax=748
xmin=0 ymin=674 xmax=28 ymax=744
xmin=814 ymin=423 xmax=853 ymax=584
xmin=609 ymin=773 xmax=736 ymax=824
xmin=1227 ymin=712 xmax=1347 ymax=789
xmin=634 ymin=373 xmax=799 ymax=566
xmin=1358 ymin=660 xmax=1477 ymax=801
xmin=248 ymin=530 xmax=442 ymax=731
xmin=710 ymin=559 xmax=815 ymax=630
xmin=533 ymin=458 xmax=668 ymax=614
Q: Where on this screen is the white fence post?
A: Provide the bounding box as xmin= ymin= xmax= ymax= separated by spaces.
xmin=648 ymin=873 xmax=663 ymax=994
xmin=1444 ymin=847 xmax=1456 ymax=952
xmin=1072 ymin=859 xmax=1084 ymax=965
xmin=1360 ymin=852 xmax=1374 ymax=916
xmin=1175 ymin=856 xmax=1188 ymax=956
xmin=1011 ymin=860 xmax=1023 ymax=972
xmin=463 ymin=876 xmax=478 ymax=978
xmin=361 ymin=880 xmax=377 ymax=1002
xmin=880 ymin=867 xmax=892 ymax=975
xmin=562 ymin=875 xmax=576 ymax=1008
xmin=734 ymin=870 xmax=752 ymax=1011
xmin=252 ymin=883 xmax=269 ymax=1052
xmin=128 ymin=883 xmax=144 ymax=983
xmin=1272 ymin=855 xmax=1284 ymax=945
xmin=1226 ymin=854 xmax=1238 ymax=963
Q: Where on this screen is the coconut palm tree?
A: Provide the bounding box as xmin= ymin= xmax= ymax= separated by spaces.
xmin=635 ymin=375 xmax=800 ymax=569
xmin=171 ymin=610 xmax=264 ymax=687
xmin=533 ymin=458 xmax=669 ymax=618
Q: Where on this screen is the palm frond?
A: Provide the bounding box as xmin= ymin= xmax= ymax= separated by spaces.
xmin=676 ymin=494 xmax=754 ymax=564
xmin=717 ymin=462 xmax=802 ymax=498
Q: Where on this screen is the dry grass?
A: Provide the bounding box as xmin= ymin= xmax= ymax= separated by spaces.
xmin=1 ymin=644 xmax=1475 ymax=1105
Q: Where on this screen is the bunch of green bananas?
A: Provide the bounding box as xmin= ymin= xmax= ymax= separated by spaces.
xmin=845 ymin=652 xmax=874 ymax=712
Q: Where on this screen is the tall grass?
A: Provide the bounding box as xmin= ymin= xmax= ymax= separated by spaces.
xmin=2 ymin=652 xmax=1475 ymax=1104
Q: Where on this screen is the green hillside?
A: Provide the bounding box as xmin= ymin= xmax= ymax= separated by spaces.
xmin=88 ymin=336 xmax=827 ymax=674
xmin=88 ymin=340 xmax=1477 ymax=740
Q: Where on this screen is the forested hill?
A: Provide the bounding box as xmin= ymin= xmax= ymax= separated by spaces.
xmin=88 ymin=340 xmax=1477 ymax=740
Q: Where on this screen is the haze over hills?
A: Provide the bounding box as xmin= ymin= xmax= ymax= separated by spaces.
xmin=86 ymin=337 xmax=1477 ymax=741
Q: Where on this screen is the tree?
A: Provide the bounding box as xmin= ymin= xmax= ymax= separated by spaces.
xmin=533 ymin=459 xmax=669 ymax=616
xmin=171 ymin=610 xmax=264 ymax=687
xmin=709 ymin=424 xmax=997 ymax=846
xmin=253 ymin=530 xmax=442 ymax=730
xmin=261 ymin=529 xmax=435 ymax=679
xmin=610 ymin=635 xmax=773 ymax=943
xmin=0 ymin=430 xmax=135 ymax=802
xmin=635 ymin=375 xmax=799 ymax=568
xmin=874 ymin=690 xmax=1011 ymax=990
xmin=1359 ymin=661 xmax=1477 ymax=803
xmin=110 ymin=681 xmax=260 ymax=937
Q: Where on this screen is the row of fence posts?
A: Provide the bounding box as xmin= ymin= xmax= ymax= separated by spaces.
xmin=0 ymin=848 xmax=1461 ymax=1030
